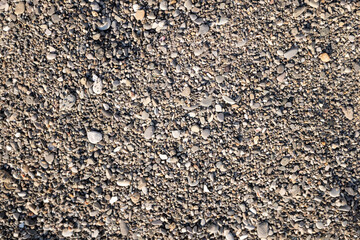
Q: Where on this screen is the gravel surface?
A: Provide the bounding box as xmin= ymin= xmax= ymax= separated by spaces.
xmin=1 ymin=0 xmax=360 ymax=239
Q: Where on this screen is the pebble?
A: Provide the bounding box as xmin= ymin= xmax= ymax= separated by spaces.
xmin=341 ymin=106 xmax=354 ymax=120
xmin=46 ymin=53 xmax=57 ymax=60
xmin=277 ymin=73 xmax=286 ymax=82
xmin=280 ymin=157 xmax=290 ymax=166
xmin=293 ymin=6 xmax=306 ymax=18
xmin=62 ymin=229 xmax=73 ymax=237
xmin=200 ymin=97 xmax=213 ymax=107
xmin=191 ymin=125 xmax=200 ymax=133
xmin=215 ymin=75 xmax=225 ymax=83
xmin=117 ymin=180 xmax=131 ymax=187
xmin=319 ymin=53 xmax=331 ymax=62
xmin=198 ymin=24 xmax=209 ymax=35
xmin=306 ymin=0 xmax=319 ymax=8
xmin=120 ymin=220 xmax=129 ymax=236
xmin=109 ymin=196 xmax=118 ymax=204
xmin=181 ymin=87 xmax=191 ymax=97
xmin=217 ymin=113 xmax=224 ymax=122
xmin=59 ymin=94 xmax=76 ymax=110
xmin=87 ymin=131 xmax=103 ymax=144
xmin=135 ymin=10 xmax=145 ymax=21
xmin=144 ymin=126 xmax=155 ymax=139
xmin=284 ymin=47 xmax=299 ymax=60
xmin=92 ymin=74 xmax=103 ymax=94
xmin=329 ymin=187 xmax=340 ymax=197
xmin=14 ymin=2 xmax=25 ymax=15
xmin=257 ymin=222 xmax=269 ymax=239
xmin=184 ymin=0 xmax=193 ymax=10
xmin=207 ymin=224 xmax=219 ymax=234
xmin=172 ymin=130 xmax=181 ymax=139
xmin=218 ymin=16 xmax=228 ymax=25
xmin=44 ymin=152 xmax=55 ymax=164
xmin=222 ymin=96 xmax=235 ymax=105
xmin=159 ymin=1 xmax=168 ymax=11
xmin=316 ymin=221 xmax=325 ymax=229
xmin=201 ymin=129 xmax=210 ymax=139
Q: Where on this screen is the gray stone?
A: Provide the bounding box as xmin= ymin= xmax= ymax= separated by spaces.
xmin=284 ymin=48 xmax=299 ymax=60
xmin=257 ymin=222 xmax=269 ymax=239
xmin=120 ymin=220 xmax=129 ymax=236
xmin=184 ymin=0 xmax=193 ymax=10
xmin=62 ymin=229 xmax=73 ymax=237
xmin=144 ymin=126 xmax=155 ymax=139
xmin=172 ymin=130 xmax=181 ymax=139
xmin=200 ymin=97 xmax=213 ymax=107
xmin=159 ymin=1 xmax=168 ymax=10
xmin=46 ymin=53 xmax=57 ymax=60
xmin=14 ymin=2 xmax=25 ymax=15
xmin=201 ymin=129 xmax=210 ymax=139
xmin=293 ymin=6 xmax=306 ymax=18
xmin=329 ymin=187 xmax=340 ymax=197
xmin=222 ymin=96 xmax=235 ymax=105
xmin=87 ymin=131 xmax=103 ymax=144
xmin=198 ymin=24 xmax=209 ymax=35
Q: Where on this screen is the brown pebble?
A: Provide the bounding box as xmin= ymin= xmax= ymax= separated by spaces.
xmin=135 ymin=10 xmax=145 ymax=20
xmin=319 ymin=53 xmax=331 ymax=62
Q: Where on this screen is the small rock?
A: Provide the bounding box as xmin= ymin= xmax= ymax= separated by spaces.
xmin=215 ymin=75 xmax=225 ymax=83
xmin=277 ymin=73 xmax=286 ymax=82
xmin=284 ymin=47 xmax=299 ymax=60
xmin=280 ymin=157 xmax=290 ymax=166
xmin=257 ymin=222 xmax=269 ymax=239
xmin=198 ymin=24 xmax=209 ymax=35
xmin=46 ymin=53 xmax=57 ymax=60
xmin=184 ymin=0 xmax=193 ymax=10
xmin=306 ymin=0 xmax=319 ymax=8
xmin=181 ymin=86 xmax=191 ymax=97
xmin=117 ymin=180 xmax=131 ymax=187
xmin=92 ymin=74 xmax=103 ymax=94
xmin=172 ymin=130 xmax=181 ymax=139
xmin=159 ymin=1 xmax=168 ymax=11
xmin=207 ymin=224 xmax=219 ymax=234
xmin=293 ymin=6 xmax=306 ymax=18
xmin=200 ymin=97 xmax=213 ymax=107
xmin=87 ymin=131 xmax=103 ymax=144
xmin=217 ymin=113 xmax=224 ymax=122
xmin=329 ymin=187 xmax=340 ymax=197
xmin=341 ymin=106 xmax=354 ymax=120
xmin=62 ymin=229 xmax=73 ymax=237
xmin=44 ymin=152 xmax=55 ymax=164
xmin=222 ymin=96 xmax=235 ymax=105
xmin=120 ymin=220 xmax=129 ymax=236
xmin=319 ymin=53 xmax=331 ymax=62
xmin=109 ymin=196 xmax=118 ymax=204
xmin=194 ymin=48 xmax=204 ymax=56
xmin=27 ymin=203 xmax=38 ymax=215
xmin=191 ymin=125 xmax=200 ymax=133
xmin=226 ymin=232 xmax=234 ymax=240
xmin=144 ymin=126 xmax=155 ymax=139
xmin=14 ymin=2 xmax=25 ymax=15
xmin=135 ymin=10 xmax=145 ymax=21
xmin=218 ymin=16 xmax=228 ymax=25
xmin=339 ymin=205 xmax=351 ymax=212
xmin=59 ymin=94 xmax=76 ymax=110
xmin=316 ymin=221 xmax=325 ymax=229
xmin=201 ymin=129 xmax=210 ymax=139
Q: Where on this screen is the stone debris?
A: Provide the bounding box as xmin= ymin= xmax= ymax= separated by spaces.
xmin=0 ymin=0 xmax=359 ymax=239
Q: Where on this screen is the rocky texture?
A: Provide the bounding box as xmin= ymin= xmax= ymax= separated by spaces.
xmin=0 ymin=0 xmax=359 ymax=239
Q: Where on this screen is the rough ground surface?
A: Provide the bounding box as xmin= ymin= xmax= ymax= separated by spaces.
xmin=0 ymin=0 xmax=360 ymax=239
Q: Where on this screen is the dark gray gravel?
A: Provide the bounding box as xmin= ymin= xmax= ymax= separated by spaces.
xmin=1 ymin=0 xmax=360 ymax=239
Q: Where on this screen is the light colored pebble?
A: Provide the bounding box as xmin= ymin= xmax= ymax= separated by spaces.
xmin=87 ymin=131 xmax=103 ymax=144
xmin=144 ymin=126 xmax=155 ymax=139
